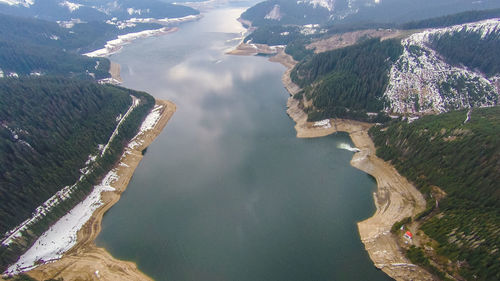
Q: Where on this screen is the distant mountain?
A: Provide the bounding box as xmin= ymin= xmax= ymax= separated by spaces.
xmin=0 ymin=0 xmax=199 ymax=22
xmin=241 ymin=0 xmax=500 ymax=27
xmin=240 ymin=0 xmax=343 ymax=26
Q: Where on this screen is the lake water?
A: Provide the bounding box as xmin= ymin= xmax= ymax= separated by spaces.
xmin=96 ymin=3 xmax=392 ymax=281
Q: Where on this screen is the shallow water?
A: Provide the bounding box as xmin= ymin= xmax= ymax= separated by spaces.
xmin=97 ymin=4 xmax=392 ymax=281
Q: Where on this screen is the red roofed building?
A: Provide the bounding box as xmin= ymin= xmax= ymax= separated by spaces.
xmin=404 ymin=231 xmax=413 ymax=239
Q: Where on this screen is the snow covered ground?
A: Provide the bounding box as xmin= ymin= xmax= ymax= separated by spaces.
xmin=128 ymin=104 xmax=163 ymax=149
xmin=100 ymin=96 xmax=140 ymax=156
xmin=384 ymin=18 xmax=500 ymax=115
xmin=300 ymin=0 xmax=335 ymax=11
xmin=312 ymin=119 xmax=331 ymax=129
xmin=4 ymin=171 xmax=117 ymax=275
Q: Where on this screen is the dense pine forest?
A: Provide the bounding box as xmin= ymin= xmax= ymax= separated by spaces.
xmin=370 ymin=107 xmax=500 ymax=280
xmin=0 ymin=77 xmax=155 ymax=272
xmin=290 ymin=38 xmax=402 ymax=121
xmin=429 ymin=29 xmax=500 ymax=77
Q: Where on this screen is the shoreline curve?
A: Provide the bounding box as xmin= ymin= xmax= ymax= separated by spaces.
xmin=266 ymin=48 xmax=437 ymax=280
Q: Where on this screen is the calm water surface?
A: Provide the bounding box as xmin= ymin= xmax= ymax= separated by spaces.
xmin=97 ymin=4 xmax=392 ymax=281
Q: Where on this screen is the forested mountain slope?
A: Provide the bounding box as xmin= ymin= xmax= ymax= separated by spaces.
xmin=287 ymin=17 xmax=500 ymax=121
xmin=0 ymin=77 xmax=155 ymax=272
xmin=0 ymin=0 xmax=198 ymax=22
xmin=240 ymin=0 xmax=337 ymax=26
xmin=290 ymin=38 xmax=402 ymax=121
xmin=241 ymin=0 xmax=500 ymax=27
xmin=370 ymin=107 xmax=500 ymax=281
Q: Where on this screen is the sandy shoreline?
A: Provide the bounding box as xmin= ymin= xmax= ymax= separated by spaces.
xmin=24 ymin=99 xmax=176 ymax=281
xmin=256 ymin=47 xmax=436 ymax=280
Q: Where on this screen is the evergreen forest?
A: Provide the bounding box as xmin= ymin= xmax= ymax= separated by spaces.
xmin=0 ymin=77 xmax=155 ymax=272
xmin=290 ymin=38 xmax=402 ymax=121
xmin=429 ymin=28 xmax=500 ymax=77
xmin=370 ymin=107 xmax=500 ymax=280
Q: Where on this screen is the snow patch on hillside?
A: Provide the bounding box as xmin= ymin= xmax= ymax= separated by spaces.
xmin=384 ymin=19 xmax=500 ymax=115
xmin=59 ymin=1 xmax=82 ymax=12
xmin=128 ymin=104 xmax=164 ymax=149
xmin=298 ymin=0 xmax=335 ymax=11
xmin=265 ymin=4 xmax=282 ymax=21
xmin=300 ymin=24 xmax=326 ymax=35
xmin=4 ymin=171 xmax=117 ymax=275
xmin=127 ymin=7 xmax=150 ymax=16
xmin=57 ymin=18 xmax=84 ymax=28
